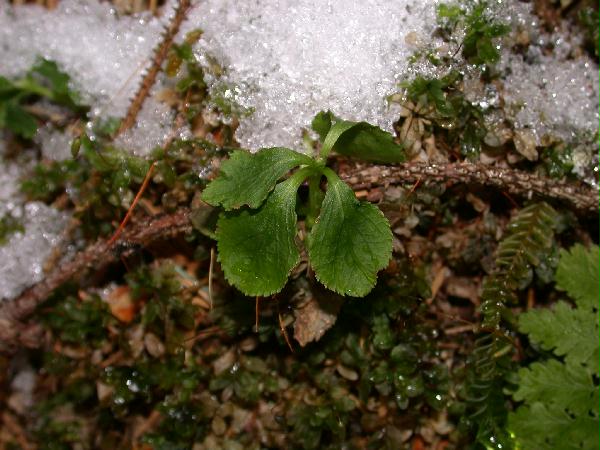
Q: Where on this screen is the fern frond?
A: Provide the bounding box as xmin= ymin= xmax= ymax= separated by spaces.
xmin=555 ymin=244 xmax=599 ymax=311
xmin=462 ymin=332 xmax=514 ymax=448
xmin=464 ymin=202 xmax=559 ymax=449
xmin=481 ymin=202 xmax=558 ymax=329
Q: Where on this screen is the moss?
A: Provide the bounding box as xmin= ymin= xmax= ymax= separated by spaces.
xmin=34 ymin=419 xmax=83 ymax=450
xmin=436 ymin=0 xmax=510 ymax=67
xmin=41 ymin=292 xmax=113 ymax=346
xmin=27 ymin=257 xmax=458 ymax=448
xmin=0 ymin=58 xmax=88 ymax=140
xmin=21 ymin=136 xmax=226 ymax=239
xmin=0 ymin=213 xmax=24 ymax=245
xmin=394 ymin=71 xmax=488 ymax=159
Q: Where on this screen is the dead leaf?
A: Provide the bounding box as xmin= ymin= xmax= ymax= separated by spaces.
xmin=428 ymin=264 xmax=449 ymax=303
xmin=106 ymin=286 xmax=137 ymax=323
xmin=466 ymin=193 xmax=488 ymax=213
xmin=514 ymin=129 xmax=538 ymax=161
xmin=96 ymin=381 xmax=114 ymax=402
xmin=445 ymin=276 xmax=480 ymax=304
xmin=213 ymin=348 xmax=236 ymax=375
xmin=293 ymin=289 xmax=343 ymax=347
xmin=144 ymin=333 xmax=165 ymax=358
xmin=336 ymin=364 xmax=359 ymax=381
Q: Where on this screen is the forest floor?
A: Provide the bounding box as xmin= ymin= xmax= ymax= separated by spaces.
xmin=0 ymin=0 xmax=598 ymax=449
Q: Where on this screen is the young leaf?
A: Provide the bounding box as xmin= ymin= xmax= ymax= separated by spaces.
xmin=30 ymin=58 xmax=81 ymax=108
xmin=0 ymin=76 xmax=19 ymax=101
xmin=307 ymin=169 xmax=392 ymax=297
xmin=323 ymin=120 xmax=404 ymax=163
xmin=404 ymin=77 xmax=454 ymax=117
xmin=314 ymin=112 xmax=405 ymax=163
xmin=216 ymin=170 xmax=308 ymax=296
xmin=202 ymin=147 xmax=313 ymax=210
xmin=555 ymin=244 xmax=599 ymax=311
xmin=311 ymin=110 xmax=334 ymax=141
xmin=5 ymin=102 xmax=38 ymax=139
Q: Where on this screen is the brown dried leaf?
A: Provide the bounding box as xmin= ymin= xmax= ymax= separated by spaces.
xmin=513 ymin=129 xmax=538 ymax=161
xmin=106 ymin=286 xmax=137 ymax=323
xmin=96 ymin=381 xmax=114 ymax=402
xmin=445 ymin=276 xmax=480 ymax=304
xmin=293 ymin=292 xmax=342 ymax=347
xmin=144 ymin=333 xmax=165 ymax=358
xmin=213 ymin=348 xmax=236 ymax=375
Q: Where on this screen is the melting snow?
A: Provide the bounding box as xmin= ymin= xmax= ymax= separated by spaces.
xmin=187 ymin=0 xmax=439 ymax=151
xmin=0 ymin=0 xmax=174 ymax=119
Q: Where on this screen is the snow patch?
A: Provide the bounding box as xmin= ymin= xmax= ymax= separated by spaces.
xmin=0 ymin=0 xmax=174 ymax=118
xmin=187 ymin=0 xmax=439 ymax=151
xmin=499 ymin=1 xmax=598 ymax=141
xmin=0 ymin=202 xmax=69 ymax=300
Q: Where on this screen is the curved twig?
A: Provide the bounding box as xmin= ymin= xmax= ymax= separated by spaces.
xmin=340 ymin=161 xmax=598 ymax=214
xmin=0 ymin=209 xmax=191 ymax=354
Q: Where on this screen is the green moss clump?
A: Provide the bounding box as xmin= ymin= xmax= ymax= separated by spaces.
xmin=0 ymin=213 xmax=24 ymax=245
xmin=21 ymin=137 xmax=225 ymax=238
xmin=27 ymin=257 xmax=457 ymax=449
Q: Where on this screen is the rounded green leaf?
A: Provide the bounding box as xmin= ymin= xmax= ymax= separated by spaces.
xmin=307 ymin=171 xmax=392 ymax=297
xmin=216 ymin=172 xmax=307 ymax=296
xmin=315 ymin=114 xmax=405 ymax=163
xmin=202 ymin=147 xmax=313 ymax=210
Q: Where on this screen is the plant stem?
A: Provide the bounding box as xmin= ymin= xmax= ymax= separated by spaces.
xmin=340 ymin=161 xmax=598 ymax=214
xmin=306 ymin=174 xmax=323 ymax=230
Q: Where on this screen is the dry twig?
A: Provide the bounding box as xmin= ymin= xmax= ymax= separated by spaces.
xmin=116 ymin=0 xmax=192 ymax=135
xmin=340 ymin=161 xmax=598 ymax=214
xmin=0 ymin=209 xmax=191 ymax=354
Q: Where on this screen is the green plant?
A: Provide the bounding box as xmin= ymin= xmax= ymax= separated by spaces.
xmin=0 ymin=58 xmax=86 ymax=139
xmin=391 ymin=71 xmax=489 ymax=159
xmin=436 ymin=0 xmax=509 ymax=66
xmin=201 ymin=113 xmax=404 ymax=297
xmin=41 ymin=292 xmax=114 ymax=346
xmin=460 ymin=202 xmax=559 ymax=449
xmin=129 ymin=262 xmax=198 ymax=348
xmin=400 ymin=75 xmax=455 ymax=118
xmin=165 ymin=28 xmax=252 ymax=122
xmin=578 ymin=5 xmax=599 ymax=59
xmin=539 ymin=142 xmax=575 ymax=179
xmin=396 ymin=2 xmax=509 ymax=162
xmin=480 ymin=202 xmax=559 ymax=329
xmin=22 ymin=136 xmax=223 ymax=238
xmin=509 ymin=244 xmax=599 ymax=450
xmin=0 ymin=213 xmax=24 ymax=245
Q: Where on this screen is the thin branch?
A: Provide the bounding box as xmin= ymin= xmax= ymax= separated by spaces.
xmin=0 ymin=209 xmax=191 ymax=354
xmin=108 ymin=161 xmax=157 ymax=246
xmin=339 ymin=161 xmax=598 ymax=214
xmin=116 ymin=0 xmax=192 ymax=136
